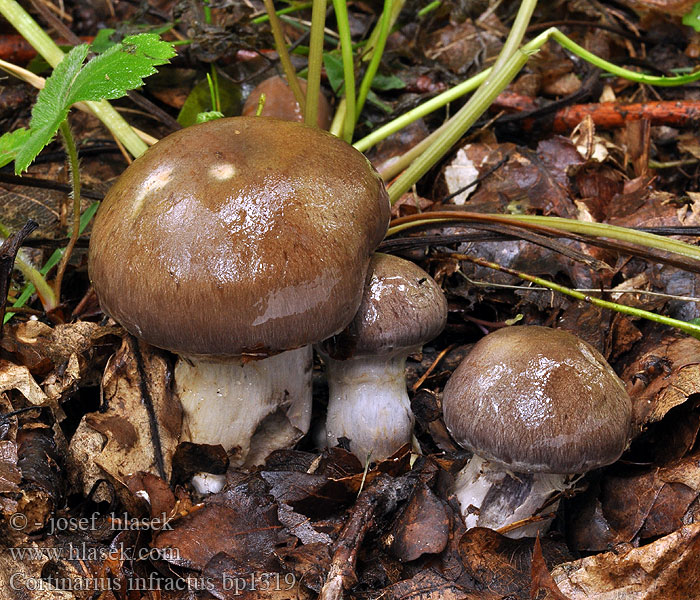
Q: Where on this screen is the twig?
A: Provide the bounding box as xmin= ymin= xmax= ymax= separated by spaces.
xmin=319 ymin=474 xmax=415 ymax=600
xmin=0 ymin=220 xmax=38 ymax=336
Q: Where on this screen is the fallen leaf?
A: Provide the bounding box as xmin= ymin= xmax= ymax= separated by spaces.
xmin=552 ymin=522 xmax=700 ymax=599
xmin=67 ymin=338 xmax=181 ymax=502
xmin=390 ymin=482 xmax=450 ymax=561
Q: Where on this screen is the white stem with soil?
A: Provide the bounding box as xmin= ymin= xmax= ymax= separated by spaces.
xmin=454 ymin=454 xmax=568 ymax=538
xmin=176 ymin=345 xmax=312 ymax=473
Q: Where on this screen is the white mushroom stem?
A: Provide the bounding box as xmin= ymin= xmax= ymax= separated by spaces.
xmin=323 ymin=353 xmax=414 ymax=463
xmin=454 ymin=454 xmax=569 ymax=539
xmin=175 ymin=345 xmax=312 ymax=468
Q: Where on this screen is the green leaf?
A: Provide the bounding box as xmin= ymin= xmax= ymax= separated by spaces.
xmin=0 ymin=129 xmax=30 ymax=169
xmin=66 ymin=34 xmax=176 ymax=105
xmin=14 ymin=44 xmax=89 ymax=174
xmin=683 ymin=2 xmax=700 ymax=31
xmin=323 ymin=51 xmax=345 ymax=94
xmin=366 ymin=89 xmax=393 ymax=113
xmin=196 ymin=110 xmax=224 ymax=123
xmin=177 ymin=77 xmax=241 ymax=127
xmin=14 ymin=34 xmax=176 ymax=174
xmin=90 ymin=28 xmax=117 ymax=53
xmin=370 ymin=72 xmax=405 ymax=91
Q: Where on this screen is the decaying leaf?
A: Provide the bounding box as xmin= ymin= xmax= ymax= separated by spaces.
xmin=153 ymin=475 xmax=289 ymax=572
xmin=66 ymin=337 xmax=180 ymax=503
xmin=458 ymin=527 xmax=571 ymax=599
xmin=373 ymin=569 xmax=498 ymax=600
xmin=0 ymin=543 xmax=76 ymax=600
xmin=618 ymin=328 xmax=700 ymax=428
xmin=0 ymin=358 xmax=50 ymax=407
xmin=389 ymin=482 xmax=450 ymax=561
xmin=552 ymin=522 xmax=700 ymax=599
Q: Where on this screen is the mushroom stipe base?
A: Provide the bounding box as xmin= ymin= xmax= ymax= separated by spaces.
xmin=176 ymin=345 xmax=312 ymax=469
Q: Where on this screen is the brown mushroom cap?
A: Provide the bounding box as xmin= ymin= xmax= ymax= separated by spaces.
xmin=442 ymin=326 xmax=632 ymax=474
xmin=242 ymin=75 xmax=332 ymax=130
xmin=89 ymin=117 xmax=390 ymax=356
xmin=322 ymin=253 xmax=447 ymax=359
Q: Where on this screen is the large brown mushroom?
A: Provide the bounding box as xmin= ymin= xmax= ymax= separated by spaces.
xmin=89 ymin=116 xmax=390 ymax=489
xmin=442 ymin=325 xmax=632 ymax=537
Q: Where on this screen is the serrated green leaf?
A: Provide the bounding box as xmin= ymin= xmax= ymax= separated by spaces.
xmin=683 ymin=3 xmax=700 ymax=31
xmin=13 ymin=34 xmax=176 ymax=174
xmin=196 ymin=110 xmax=224 ymax=123
xmin=66 ymin=34 xmax=176 ymax=106
xmin=90 ymin=28 xmax=117 ymax=53
xmin=0 ymin=129 xmax=31 ymax=168
xmin=14 ymin=44 xmax=90 ymax=173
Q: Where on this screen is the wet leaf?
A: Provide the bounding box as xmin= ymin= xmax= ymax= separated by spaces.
xmin=389 ymin=482 xmax=450 ymax=561
xmin=67 ymin=338 xmax=180 ymax=501
xmin=552 ymin=523 xmax=700 ymax=599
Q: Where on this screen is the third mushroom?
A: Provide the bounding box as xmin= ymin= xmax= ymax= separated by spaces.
xmin=442 ymin=325 xmax=633 ymax=538
xmin=319 ymin=253 xmax=447 ymax=463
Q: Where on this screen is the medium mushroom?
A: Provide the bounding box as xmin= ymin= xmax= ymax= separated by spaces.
xmin=442 ymin=325 xmax=632 ymax=538
xmin=89 ymin=117 xmax=390 ymax=487
xmin=319 ymin=253 xmax=447 ymax=462
xmin=242 ymin=75 xmax=332 ymax=129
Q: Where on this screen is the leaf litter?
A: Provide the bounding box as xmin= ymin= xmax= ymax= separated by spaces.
xmin=2 ymin=0 xmax=700 ymax=599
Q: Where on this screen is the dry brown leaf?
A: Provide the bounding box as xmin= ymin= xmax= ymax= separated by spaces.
xmin=0 ymin=542 xmax=76 ymax=600
xmin=531 ymin=535 xmax=571 ymax=600
xmin=619 ymin=331 xmax=700 ymax=429
xmin=374 ymin=569 xmax=498 ymax=600
xmin=66 ymin=338 xmax=181 ymax=502
xmin=390 ymin=482 xmax=450 ymax=561
xmin=0 ymin=359 xmax=49 ymax=406
xmin=552 ymin=522 xmax=700 ymax=599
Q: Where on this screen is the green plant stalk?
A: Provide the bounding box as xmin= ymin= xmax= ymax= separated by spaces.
xmin=355 ymin=0 xmax=392 ymax=119
xmin=550 ymin=28 xmax=700 ymax=87
xmin=353 ymin=67 xmax=490 ymax=153
xmin=330 ymin=98 xmax=348 ymax=137
xmin=252 ymin=2 xmax=313 ymax=24
xmin=386 ymin=212 xmax=700 ymax=262
xmin=305 ymin=0 xmax=328 ymax=126
xmin=357 ymin=25 xmax=700 ymax=157
xmin=53 ymin=120 xmax=81 ymax=303
xmin=0 ymin=0 xmax=148 ymax=158
xmin=263 ymin=0 xmax=306 ymax=111
xmin=417 ymin=0 xmax=441 ymax=17
xmin=363 ymin=0 xmax=404 ymax=58
xmin=4 ymin=202 xmax=99 ymax=324
xmin=0 ymin=225 xmax=57 ymax=311
xmin=332 ymin=0 xmax=356 ymax=141
xmin=387 ymin=0 xmax=537 ymax=202
xmin=455 ymin=252 xmax=700 ymax=339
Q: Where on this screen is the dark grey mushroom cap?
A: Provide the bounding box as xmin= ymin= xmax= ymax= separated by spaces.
xmin=89 ymin=117 xmax=390 ymax=356
xmin=442 ymin=326 xmax=632 ymax=474
xmin=322 ymin=253 xmax=447 ymax=359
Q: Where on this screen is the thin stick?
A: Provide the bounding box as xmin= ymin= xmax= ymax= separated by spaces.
xmin=304 ymin=0 xmax=327 ymax=126
xmin=263 ymin=0 xmax=306 ymax=111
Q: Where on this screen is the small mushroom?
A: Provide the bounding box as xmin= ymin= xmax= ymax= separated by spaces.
xmin=319 ymin=253 xmax=447 ymax=462
xmin=89 ymin=117 xmax=390 ymax=488
xmin=242 ymin=75 xmax=332 ymax=129
xmin=442 ymin=325 xmax=632 ymax=538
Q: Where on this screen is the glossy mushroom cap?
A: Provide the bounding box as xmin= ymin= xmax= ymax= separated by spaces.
xmin=242 ymin=75 xmax=333 ymax=130
xmin=443 ymin=326 xmax=632 ymax=474
xmin=89 ymin=117 xmax=390 ymax=356
xmin=321 ymin=253 xmax=448 ymax=359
